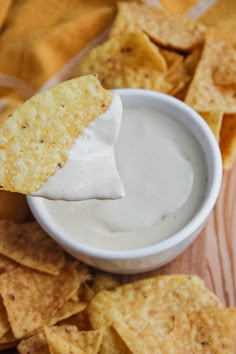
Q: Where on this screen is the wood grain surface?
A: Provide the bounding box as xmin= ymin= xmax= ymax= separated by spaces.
xmin=2 ymin=167 xmax=236 ymax=354
xmin=123 ymin=163 xmax=236 ymax=307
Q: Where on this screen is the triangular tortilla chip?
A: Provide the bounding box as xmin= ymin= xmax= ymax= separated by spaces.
xmin=111 ymin=2 xmax=205 ymax=51
xmin=0 ymin=262 xmax=79 ymax=338
xmin=44 ymin=326 xmax=104 ymax=354
xmin=220 ymin=114 xmax=236 ymax=170
xmin=185 ymin=37 xmax=236 ymax=113
xmin=88 ymin=275 xmax=223 ymax=331
xmin=75 ymin=32 xmax=166 ymax=91
xmin=0 ymin=75 xmax=112 ymax=194
xmin=0 ymin=220 xmax=65 ymax=275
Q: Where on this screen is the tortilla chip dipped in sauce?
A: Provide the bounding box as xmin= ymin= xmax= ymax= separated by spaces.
xmin=43 ymin=102 xmax=207 ymax=250
xmin=0 ymin=75 xmax=124 ymax=201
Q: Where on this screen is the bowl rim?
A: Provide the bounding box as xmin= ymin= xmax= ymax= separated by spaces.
xmin=27 ymin=89 xmax=222 ymax=260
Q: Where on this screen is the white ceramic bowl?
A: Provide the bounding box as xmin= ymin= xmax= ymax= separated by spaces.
xmin=27 ymin=89 xmax=222 ymax=274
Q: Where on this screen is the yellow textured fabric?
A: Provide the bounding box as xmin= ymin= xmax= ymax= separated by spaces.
xmin=159 ymin=0 xmax=198 ymax=15
xmin=199 ymin=0 xmax=236 ymax=44
xmin=0 ymin=0 xmax=133 ymax=91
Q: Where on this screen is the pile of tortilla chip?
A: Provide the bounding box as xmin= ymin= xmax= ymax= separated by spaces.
xmin=75 ymin=1 xmax=236 ymax=170
xmin=0 ymin=219 xmax=234 ymax=353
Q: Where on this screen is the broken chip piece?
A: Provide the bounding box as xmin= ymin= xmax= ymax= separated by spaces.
xmin=76 ymin=32 xmax=166 ymax=91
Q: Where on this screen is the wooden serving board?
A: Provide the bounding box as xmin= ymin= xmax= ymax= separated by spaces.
xmin=123 ymin=163 xmax=236 ymax=307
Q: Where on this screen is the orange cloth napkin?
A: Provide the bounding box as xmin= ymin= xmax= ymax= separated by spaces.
xmin=0 ymin=0 xmax=133 ymax=94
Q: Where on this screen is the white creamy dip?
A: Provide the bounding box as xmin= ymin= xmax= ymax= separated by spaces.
xmin=32 ymin=94 xmax=125 ymax=201
xmin=43 ymin=105 xmax=207 ymax=250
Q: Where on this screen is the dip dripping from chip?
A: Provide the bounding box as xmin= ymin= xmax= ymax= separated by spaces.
xmin=0 ymin=75 xmax=124 ymax=201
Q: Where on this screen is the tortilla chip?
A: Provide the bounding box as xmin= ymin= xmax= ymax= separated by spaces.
xmin=185 ymin=38 xmax=236 ymax=113
xmin=76 ymin=32 xmax=167 ymax=91
xmin=18 ymin=332 xmax=50 ymax=354
xmin=163 ymin=308 xmax=236 ymax=353
xmin=159 ymin=0 xmax=198 ymax=15
xmin=0 ymin=75 xmax=112 ymax=194
xmin=220 ymin=114 xmax=236 ymax=170
xmin=58 ymin=310 xmax=91 ymax=331
xmin=184 ymin=47 xmax=202 ymax=77
xmin=214 ymin=47 xmax=236 ymax=86
xmin=88 ymin=275 xmax=223 ymax=331
xmin=159 ymin=49 xmax=190 ymax=95
xmin=198 ymin=111 xmax=224 ymax=142
xmin=92 ymin=273 xmax=120 ymax=293
xmin=0 ymin=220 xmax=65 ymax=275
xmin=100 ymin=326 xmax=133 ymax=354
xmin=199 ymin=0 xmax=236 ymax=45
xmin=175 ymin=47 xmax=203 ymax=101
xmin=0 ymin=191 xmax=30 ymax=222
xmin=0 ymin=254 xmax=17 ymax=275
xmin=0 ymin=298 xmax=10 ymax=338
xmin=49 ymin=301 xmax=87 ymax=326
xmin=0 ymin=262 xmax=79 ymax=338
xmin=77 ymin=283 xmax=95 ymax=303
xmin=113 ymin=321 xmax=162 ymax=353
xmin=44 ymin=325 xmax=104 ymax=354
xmin=111 ymin=2 xmax=205 ymax=51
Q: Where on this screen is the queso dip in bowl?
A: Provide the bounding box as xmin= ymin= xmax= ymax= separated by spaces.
xmin=27 ymin=89 xmax=222 ymax=273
